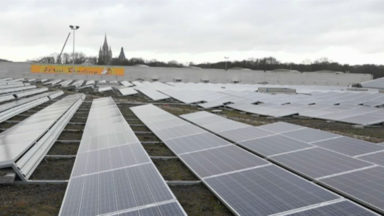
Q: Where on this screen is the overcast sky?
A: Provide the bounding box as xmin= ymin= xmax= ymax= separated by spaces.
xmin=1 ymin=0 xmax=384 ymax=64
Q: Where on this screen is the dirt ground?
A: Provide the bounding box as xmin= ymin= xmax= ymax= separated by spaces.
xmin=0 ymin=184 xmax=66 ymax=216
xmin=48 ymin=142 xmax=79 ymax=155
xmin=171 ymin=184 xmax=234 ymax=216
xmin=31 ymin=158 xmax=74 ymax=180
xmin=143 ymin=143 xmax=175 ymax=156
xmin=153 ymin=158 xmax=198 ymax=181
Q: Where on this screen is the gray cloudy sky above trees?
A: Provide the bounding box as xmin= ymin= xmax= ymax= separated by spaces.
xmin=1 ymin=0 xmax=384 ymax=64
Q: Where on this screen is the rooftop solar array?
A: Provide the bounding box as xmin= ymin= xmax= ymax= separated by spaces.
xmin=131 ymin=104 xmax=377 ymax=216
xmin=361 ymin=77 xmax=384 ymax=89
xmin=133 ymin=81 xmax=171 ymax=101
xmin=0 ymin=90 xmax=63 ymax=123
xmin=0 ymin=94 xmax=84 ymax=173
xmin=16 ymin=93 xmax=85 ymax=179
xmin=126 ymin=81 xmax=384 ymax=125
xmin=59 ymin=97 xmax=185 ymax=216
xmin=182 ymin=111 xmax=384 ymax=214
xmin=115 ymin=86 xmax=138 ymax=96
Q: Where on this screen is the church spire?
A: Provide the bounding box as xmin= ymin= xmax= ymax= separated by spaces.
xmin=98 ymin=34 xmax=112 ymax=65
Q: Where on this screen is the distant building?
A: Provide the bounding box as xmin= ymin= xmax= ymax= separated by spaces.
xmin=118 ymin=47 xmax=126 ymax=63
xmin=98 ymin=34 xmax=112 ymax=65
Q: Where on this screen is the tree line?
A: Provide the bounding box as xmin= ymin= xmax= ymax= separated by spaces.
xmin=193 ymin=57 xmax=384 ymax=79
xmin=32 ymin=54 xmax=384 ymax=78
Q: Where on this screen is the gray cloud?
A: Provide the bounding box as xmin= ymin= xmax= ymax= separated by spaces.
xmin=1 ymin=0 xmax=384 ymax=64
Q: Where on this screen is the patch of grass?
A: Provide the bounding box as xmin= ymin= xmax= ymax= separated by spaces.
xmin=171 ymin=184 xmax=233 ymax=216
xmin=31 ymin=158 xmax=74 ymax=180
xmin=153 ymin=158 xmax=197 ymax=180
xmin=0 ymin=184 xmax=66 ymax=216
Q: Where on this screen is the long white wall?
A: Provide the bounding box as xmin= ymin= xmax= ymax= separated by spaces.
xmin=0 ymin=62 xmax=372 ymax=86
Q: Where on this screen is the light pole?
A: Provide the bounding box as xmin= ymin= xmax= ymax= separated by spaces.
xmin=69 ymin=25 xmax=80 ymax=73
xmin=224 ymin=56 xmax=229 ymax=71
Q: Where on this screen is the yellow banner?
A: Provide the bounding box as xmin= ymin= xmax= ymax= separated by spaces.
xmin=30 ymin=64 xmax=124 ymax=76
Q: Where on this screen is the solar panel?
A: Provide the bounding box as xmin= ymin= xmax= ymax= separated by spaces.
xmin=256 ymin=121 xmax=304 ymax=133
xmin=358 ymin=151 xmax=384 ymax=166
xmin=200 ymin=120 xmax=250 ymax=133
xmin=135 ymin=87 xmax=170 ymax=101
xmin=271 ymin=148 xmax=373 ymax=179
xmin=60 ymin=164 xmax=177 ymax=216
xmin=205 ymin=165 xmax=339 ymax=216
xmin=314 ymin=137 xmax=384 ymax=156
xmin=240 ymin=134 xmax=311 ymax=156
xmin=72 ymin=144 xmax=151 ymax=177
xmin=339 ymin=111 xmax=384 ymax=126
xmin=180 ymin=145 xmax=268 ymax=178
xmin=131 ymin=105 xmax=369 ymax=216
xmin=165 ymin=132 xmax=231 ymax=154
xmin=0 ymin=94 xmax=84 ymax=168
xmin=155 ymin=124 xmax=204 ymax=141
xmin=320 ymin=166 xmax=384 ymax=214
xmin=285 ymin=201 xmax=378 ymax=216
xmin=181 ymin=111 xmax=249 ymax=132
xmin=218 ymin=126 xmax=273 ymax=142
xmin=282 ymin=128 xmax=340 ymax=143
xmin=60 ymin=98 xmax=185 ymax=216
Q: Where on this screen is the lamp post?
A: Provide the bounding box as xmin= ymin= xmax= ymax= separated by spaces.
xmin=69 ymin=25 xmax=80 ymax=73
xmin=224 ymin=56 xmax=229 ymax=71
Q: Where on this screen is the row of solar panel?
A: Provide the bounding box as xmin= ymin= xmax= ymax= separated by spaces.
xmin=39 ymin=78 xmax=171 ymax=100
xmin=0 ymin=94 xmax=83 ymax=180
xmin=59 ymin=97 xmax=186 ymax=216
xmin=131 ymin=104 xmax=378 ymax=216
xmin=181 ymin=111 xmax=384 ymax=214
